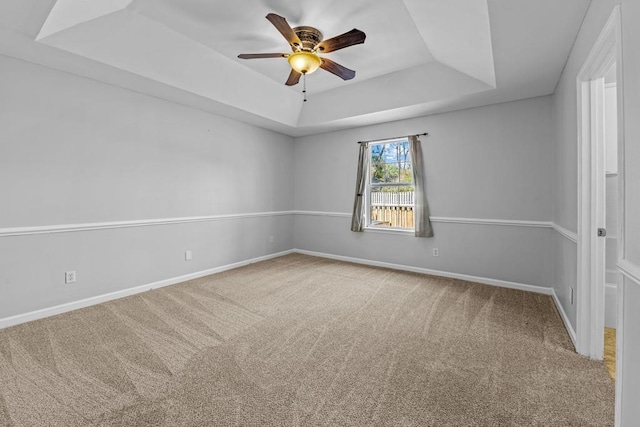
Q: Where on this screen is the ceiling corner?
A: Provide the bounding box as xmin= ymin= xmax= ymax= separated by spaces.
xmin=402 ymin=0 xmax=496 ymax=88
xmin=36 ymin=0 xmax=133 ymax=41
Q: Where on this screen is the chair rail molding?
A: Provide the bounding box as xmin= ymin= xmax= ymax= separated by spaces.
xmin=294 ymin=211 xmax=554 ymax=229
xmin=618 ymin=260 xmax=640 ymax=285
xmin=0 ymin=211 xmax=295 ymax=237
xmin=553 ymin=223 xmax=578 ymax=243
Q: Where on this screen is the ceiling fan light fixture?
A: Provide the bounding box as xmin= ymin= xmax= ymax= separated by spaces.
xmin=288 ymin=51 xmax=322 ymax=75
xmin=238 ymin=14 xmax=364 ymax=86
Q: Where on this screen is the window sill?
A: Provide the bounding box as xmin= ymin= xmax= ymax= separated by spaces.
xmin=364 ymin=226 xmax=414 ymax=235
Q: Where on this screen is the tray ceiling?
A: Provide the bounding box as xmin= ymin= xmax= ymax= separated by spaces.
xmin=0 ymin=0 xmax=591 ymax=136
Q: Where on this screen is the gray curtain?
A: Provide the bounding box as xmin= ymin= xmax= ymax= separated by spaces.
xmin=351 ymin=142 xmax=369 ymax=232
xmin=409 ymin=135 xmax=433 ymax=237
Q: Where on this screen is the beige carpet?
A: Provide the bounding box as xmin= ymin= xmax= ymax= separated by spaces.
xmin=0 ymin=254 xmax=614 ymax=426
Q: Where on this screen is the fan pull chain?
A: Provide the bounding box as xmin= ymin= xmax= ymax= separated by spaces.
xmin=303 ymin=73 xmax=307 ymax=102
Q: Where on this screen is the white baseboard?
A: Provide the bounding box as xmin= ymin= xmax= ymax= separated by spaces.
xmin=294 ymin=249 xmax=577 ymax=350
xmin=293 ymin=249 xmax=553 ymax=296
xmin=0 ymin=250 xmax=294 ymax=330
xmin=551 ymin=288 xmax=578 ymax=348
xmin=1 ymin=248 xmax=571 ymax=345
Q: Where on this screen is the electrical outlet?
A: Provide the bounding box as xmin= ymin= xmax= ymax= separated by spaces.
xmin=65 ymin=271 xmax=76 ymax=284
xmin=433 ymin=248 xmax=439 ymax=257
xmin=185 ymin=250 xmax=192 ymax=261
xmin=570 ymin=287 xmax=574 ymax=305
xmin=269 ymin=236 xmax=275 ymax=245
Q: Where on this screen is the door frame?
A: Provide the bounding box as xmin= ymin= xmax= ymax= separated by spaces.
xmin=576 ymin=6 xmax=623 ymax=359
xmin=576 ymin=6 xmax=625 ymax=425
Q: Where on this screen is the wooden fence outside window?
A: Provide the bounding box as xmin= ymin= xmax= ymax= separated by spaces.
xmin=370 ymin=191 xmax=414 ymax=228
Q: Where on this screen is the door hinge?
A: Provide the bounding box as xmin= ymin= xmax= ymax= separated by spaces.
xmin=598 ymin=228 xmax=607 ymax=237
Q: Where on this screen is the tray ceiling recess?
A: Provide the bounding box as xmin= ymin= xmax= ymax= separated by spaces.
xmin=16 ymin=0 xmax=590 ymax=136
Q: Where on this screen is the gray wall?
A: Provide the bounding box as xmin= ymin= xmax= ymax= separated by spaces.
xmin=294 ymin=96 xmax=554 ymax=287
xmin=0 ymin=55 xmax=295 ymax=319
xmin=615 ymin=2 xmax=640 ymax=423
xmin=552 ymin=1 xmax=640 ymax=424
xmin=4 ymin=6 xmax=640 ymax=419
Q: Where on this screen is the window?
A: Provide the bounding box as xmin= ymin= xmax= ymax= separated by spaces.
xmin=366 ymin=139 xmax=414 ymax=230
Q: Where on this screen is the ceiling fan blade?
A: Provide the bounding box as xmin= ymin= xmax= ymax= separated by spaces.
xmin=320 ymin=58 xmax=356 ymax=80
xmin=316 ymin=29 xmax=366 ymax=53
xmin=285 ymin=69 xmax=302 ymax=86
xmin=266 ymin=13 xmax=302 ymax=49
xmin=238 ymin=53 xmax=287 ymax=59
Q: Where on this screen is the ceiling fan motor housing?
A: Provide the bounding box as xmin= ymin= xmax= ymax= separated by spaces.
xmin=293 ymin=26 xmax=323 ymax=51
xmin=238 ymin=14 xmax=363 ymax=85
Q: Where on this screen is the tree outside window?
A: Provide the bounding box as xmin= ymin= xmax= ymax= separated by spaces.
xmin=368 ymin=139 xmax=414 ymax=229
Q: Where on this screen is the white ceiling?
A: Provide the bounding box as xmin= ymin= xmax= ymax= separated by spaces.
xmin=0 ymin=0 xmax=590 ymax=136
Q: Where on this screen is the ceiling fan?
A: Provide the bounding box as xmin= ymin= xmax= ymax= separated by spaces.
xmin=238 ymin=13 xmax=366 ymax=87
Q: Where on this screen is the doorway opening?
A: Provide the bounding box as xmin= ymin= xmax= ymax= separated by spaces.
xmin=576 ymin=5 xmax=624 ymax=422
xmin=602 ymin=62 xmax=618 ymax=380
xmin=576 ymin=10 xmax=625 ymax=425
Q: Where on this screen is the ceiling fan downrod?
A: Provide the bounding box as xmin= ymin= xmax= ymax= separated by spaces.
xmin=303 ymin=73 xmax=307 ymax=102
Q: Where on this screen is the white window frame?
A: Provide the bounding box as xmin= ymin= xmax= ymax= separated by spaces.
xmin=364 ymin=138 xmax=415 ymax=233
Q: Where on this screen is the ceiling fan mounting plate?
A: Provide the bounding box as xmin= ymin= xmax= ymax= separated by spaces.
xmin=293 ymin=26 xmax=323 ymax=51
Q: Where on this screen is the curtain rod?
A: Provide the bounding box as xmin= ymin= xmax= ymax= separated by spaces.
xmin=357 ymin=132 xmax=428 ymax=144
